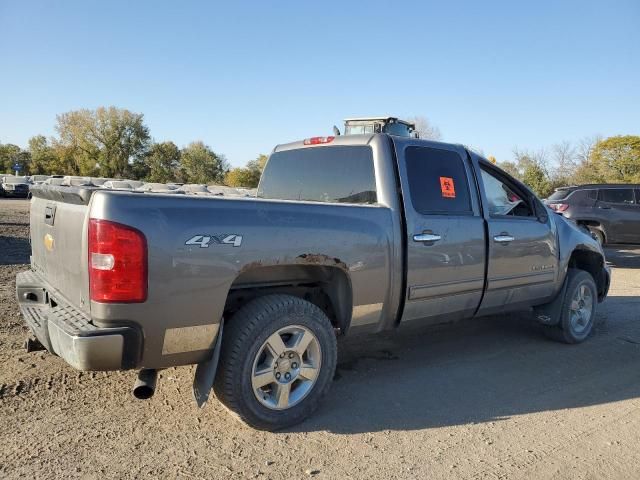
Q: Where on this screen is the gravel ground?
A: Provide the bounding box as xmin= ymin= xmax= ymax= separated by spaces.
xmin=1 ymin=198 xmax=640 ymax=479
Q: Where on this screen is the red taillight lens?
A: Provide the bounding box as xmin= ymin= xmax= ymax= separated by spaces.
xmin=88 ymin=219 xmax=147 ymax=303
xmin=303 ymin=136 xmax=335 ymax=145
xmin=549 ymin=203 xmax=569 ymax=212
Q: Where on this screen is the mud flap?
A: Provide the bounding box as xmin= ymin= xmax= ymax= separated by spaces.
xmin=193 ymin=319 xmax=223 ymax=407
xmin=533 ymin=276 xmax=569 ymax=326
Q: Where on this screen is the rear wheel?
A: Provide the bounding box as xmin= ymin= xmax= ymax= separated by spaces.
xmin=543 ymin=269 xmax=597 ymax=344
xmin=214 ymin=294 xmax=337 ymax=431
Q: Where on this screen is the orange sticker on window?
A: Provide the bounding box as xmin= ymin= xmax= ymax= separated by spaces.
xmin=440 ymin=176 xmax=456 ymax=198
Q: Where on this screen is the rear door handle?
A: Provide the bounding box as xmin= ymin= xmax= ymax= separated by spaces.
xmin=413 ymin=233 xmax=442 ymax=243
xmin=493 ymin=234 xmax=515 ymax=243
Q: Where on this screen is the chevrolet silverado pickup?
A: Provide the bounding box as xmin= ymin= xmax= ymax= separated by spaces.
xmin=16 ymin=133 xmax=610 ymax=430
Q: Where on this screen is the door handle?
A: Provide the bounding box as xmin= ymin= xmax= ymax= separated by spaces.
xmin=413 ymin=233 xmax=442 ymax=243
xmin=493 ymin=234 xmax=515 ymax=243
xmin=598 ymin=205 xmax=611 ymax=210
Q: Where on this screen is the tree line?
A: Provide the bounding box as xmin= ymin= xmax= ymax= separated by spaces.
xmin=495 ymin=135 xmax=640 ymax=198
xmin=1 ymin=106 xmax=638 ymax=195
xmin=0 ymin=106 xmax=267 ymax=187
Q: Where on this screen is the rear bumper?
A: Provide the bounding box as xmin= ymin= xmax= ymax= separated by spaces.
xmin=16 ymin=270 xmax=140 ymax=371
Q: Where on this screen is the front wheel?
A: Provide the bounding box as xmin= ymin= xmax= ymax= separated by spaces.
xmin=214 ymin=294 xmax=337 ymax=431
xmin=543 ymin=269 xmax=598 ymax=344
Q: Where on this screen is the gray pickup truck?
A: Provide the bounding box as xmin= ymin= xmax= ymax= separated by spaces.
xmin=17 ymin=134 xmax=610 ymax=430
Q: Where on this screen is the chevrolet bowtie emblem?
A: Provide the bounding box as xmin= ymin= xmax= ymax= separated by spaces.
xmin=44 ymin=233 xmax=55 ymax=252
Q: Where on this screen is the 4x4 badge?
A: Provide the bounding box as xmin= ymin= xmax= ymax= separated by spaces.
xmin=185 ymin=234 xmax=243 ymax=248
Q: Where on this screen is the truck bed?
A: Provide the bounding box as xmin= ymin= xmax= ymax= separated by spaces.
xmin=24 ymin=184 xmax=398 ymax=368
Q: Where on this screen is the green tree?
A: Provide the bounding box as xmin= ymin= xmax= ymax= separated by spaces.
xmin=28 ymin=135 xmax=57 ymax=174
xmin=54 ymin=106 xmax=151 ymax=178
xmin=180 ymin=141 xmax=228 ymax=184
xmin=225 ymin=167 xmax=259 ymax=187
xmin=145 ymin=141 xmax=181 ymax=183
xmin=575 ymin=135 xmax=640 ymax=184
xmin=522 ymin=162 xmax=552 ymax=197
xmin=225 ymin=153 xmax=268 ymax=187
xmin=247 ymin=153 xmax=268 ymax=172
xmin=0 ymin=143 xmax=30 ymax=174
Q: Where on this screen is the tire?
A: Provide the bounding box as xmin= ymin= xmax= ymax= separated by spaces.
xmin=543 ymin=269 xmax=598 ymax=344
xmin=213 ymin=294 xmax=337 ymax=431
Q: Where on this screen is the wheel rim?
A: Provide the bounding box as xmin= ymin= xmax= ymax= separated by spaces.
xmin=569 ymin=283 xmax=594 ymax=334
xmin=251 ymin=325 xmax=322 ymax=410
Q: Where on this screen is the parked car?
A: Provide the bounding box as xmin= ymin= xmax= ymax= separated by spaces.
xmin=546 ymin=184 xmax=640 ymax=245
xmin=17 ymin=133 xmax=610 ymax=430
xmin=1 ymin=175 xmax=30 ymax=198
xmin=29 ymin=175 xmax=52 ymax=185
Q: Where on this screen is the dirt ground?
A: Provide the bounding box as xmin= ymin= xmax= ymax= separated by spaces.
xmin=1 ymin=198 xmax=639 ymax=479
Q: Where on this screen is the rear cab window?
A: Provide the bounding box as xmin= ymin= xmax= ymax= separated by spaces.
xmin=257 ymin=146 xmax=377 ymax=204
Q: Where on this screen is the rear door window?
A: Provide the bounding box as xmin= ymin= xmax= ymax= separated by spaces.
xmin=599 ymin=188 xmax=634 ymax=204
xmin=404 ymin=146 xmax=472 ymax=215
xmin=258 ymin=146 xmax=376 ymax=204
xmin=635 ymin=189 xmax=640 ymax=204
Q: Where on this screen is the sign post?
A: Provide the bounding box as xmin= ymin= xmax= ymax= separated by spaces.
xmin=13 ymin=163 xmax=22 ymax=176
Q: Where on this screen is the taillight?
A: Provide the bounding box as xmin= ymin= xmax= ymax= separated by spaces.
xmin=549 ymin=203 xmax=569 ymax=212
xmin=303 ymin=136 xmax=335 ymax=145
xmin=88 ymin=219 xmax=147 ymax=303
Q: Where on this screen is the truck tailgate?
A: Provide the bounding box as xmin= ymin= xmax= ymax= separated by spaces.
xmin=29 ymin=186 xmax=93 ymax=312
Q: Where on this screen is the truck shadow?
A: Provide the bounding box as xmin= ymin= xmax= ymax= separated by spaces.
xmin=605 ymin=245 xmax=640 ymax=269
xmin=293 ymin=293 xmax=640 ymax=434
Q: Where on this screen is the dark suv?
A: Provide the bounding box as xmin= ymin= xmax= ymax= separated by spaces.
xmin=546 ymin=184 xmax=640 ymax=245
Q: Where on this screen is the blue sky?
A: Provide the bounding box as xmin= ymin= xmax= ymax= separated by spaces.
xmin=1 ymin=0 xmax=638 ymax=166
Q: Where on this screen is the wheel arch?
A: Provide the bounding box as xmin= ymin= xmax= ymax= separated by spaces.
xmin=224 ymin=264 xmax=353 ymax=335
xmin=567 ymin=248 xmax=608 ymax=301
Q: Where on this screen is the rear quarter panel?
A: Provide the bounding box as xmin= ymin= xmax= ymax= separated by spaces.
xmin=88 ymin=191 xmax=395 ymax=368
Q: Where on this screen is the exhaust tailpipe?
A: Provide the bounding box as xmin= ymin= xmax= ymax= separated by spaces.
xmin=133 ymin=369 xmax=157 ymax=400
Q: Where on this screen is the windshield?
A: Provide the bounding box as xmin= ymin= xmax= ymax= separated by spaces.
xmin=258 ymin=146 xmax=377 ymax=204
